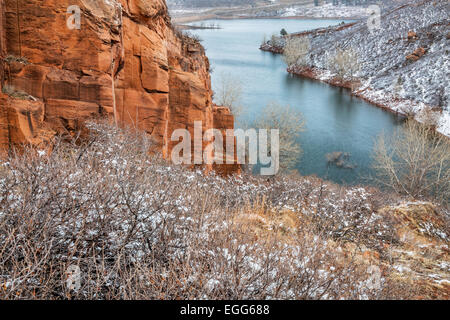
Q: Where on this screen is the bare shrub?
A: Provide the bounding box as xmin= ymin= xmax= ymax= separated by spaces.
xmin=282 ymin=36 xmax=310 ymax=67
xmin=372 ymin=119 xmax=450 ymax=205
xmin=1 ymin=84 xmax=35 ymax=100
xmin=271 ymin=34 xmax=277 ymax=45
xmin=0 ymin=121 xmax=390 ymax=299
xmin=179 ymin=31 xmax=203 ymax=45
xmin=4 ymin=55 xmax=29 ymax=65
xmin=190 ymin=33 xmax=203 ymax=43
xmin=399 ymin=104 xmax=416 ymax=118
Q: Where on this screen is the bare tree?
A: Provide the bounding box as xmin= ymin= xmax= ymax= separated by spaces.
xmin=271 ymin=33 xmax=277 ymax=46
xmin=282 ymin=36 xmax=311 ymax=68
xmin=215 ymin=72 xmax=244 ymax=117
xmin=417 ymin=106 xmax=440 ymax=129
xmin=253 ymin=102 xmax=305 ymax=172
xmin=327 ymin=47 xmax=360 ymax=80
xmin=372 ymin=119 xmax=450 ymax=205
xmin=261 ymin=33 xmax=267 ymax=46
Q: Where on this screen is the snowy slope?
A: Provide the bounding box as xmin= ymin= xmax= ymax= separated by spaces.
xmin=264 ymin=0 xmax=450 ymax=135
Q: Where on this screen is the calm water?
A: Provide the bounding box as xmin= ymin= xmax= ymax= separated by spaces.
xmin=189 ymin=19 xmax=404 ymax=185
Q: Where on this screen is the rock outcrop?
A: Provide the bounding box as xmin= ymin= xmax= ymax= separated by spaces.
xmin=407 ymin=30 xmax=418 ymax=41
xmin=406 ymin=47 xmax=427 ymax=62
xmin=0 ymin=0 xmax=238 ymax=174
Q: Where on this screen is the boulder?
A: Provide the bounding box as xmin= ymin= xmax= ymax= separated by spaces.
xmin=406 ymin=47 xmax=426 ymax=62
xmin=407 ymin=31 xmax=417 ymax=41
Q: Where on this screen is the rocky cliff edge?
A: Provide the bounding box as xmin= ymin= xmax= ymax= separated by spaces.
xmin=0 ymin=0 xmax=239 ymax=174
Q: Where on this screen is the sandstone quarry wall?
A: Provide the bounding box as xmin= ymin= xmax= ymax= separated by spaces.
xmin=0 ymin=0 xmax=238 ymax=174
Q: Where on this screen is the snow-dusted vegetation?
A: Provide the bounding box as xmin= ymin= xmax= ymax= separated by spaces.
xmin=169 ymin=0 xmax=408 ymax=19
xmin=168 ymin=0 xmax=259 ymax=8
xmin=0 ymin=122 xmax=448 ymax=299
xmin=254 ymin=2 xmax=371 ymax=18
xmin=263 ymin=0 xmax=450 ymax=135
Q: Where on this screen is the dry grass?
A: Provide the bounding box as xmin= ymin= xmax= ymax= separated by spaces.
xmin=1 ymin=84 xmax=34 ymax=100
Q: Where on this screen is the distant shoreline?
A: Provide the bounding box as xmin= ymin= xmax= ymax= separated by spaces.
xmin=259 ymin=45 xmax=449 ymax=138
xmin=172 ymin=14 xmax=364 ymax=24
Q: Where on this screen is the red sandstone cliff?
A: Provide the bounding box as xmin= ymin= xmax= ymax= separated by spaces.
xmin=0 ymin=0 xmax=238 ymax=174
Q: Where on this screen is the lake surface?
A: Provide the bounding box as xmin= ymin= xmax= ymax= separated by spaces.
xmin=189 ymin=19 xmax=404 ymax=185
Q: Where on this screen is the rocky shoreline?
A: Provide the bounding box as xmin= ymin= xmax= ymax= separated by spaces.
xmin=261 ymin=44 xmax=450 ymax=136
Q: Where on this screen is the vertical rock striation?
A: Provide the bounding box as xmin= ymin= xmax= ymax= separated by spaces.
xmin=0 ymin=0 xmax=239 ymax=174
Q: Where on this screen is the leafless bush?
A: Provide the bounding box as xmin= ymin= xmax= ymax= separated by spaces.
xmin=4 ymin=55 xmax=29 ymax=65
xmin=327 ymin=48 xmax=360 ymax=80
xmin=0 ymin=121 xmax=408 ymax=299
xmin=261 ymin=34 xmax=267 ymax=46
xmin=1 ymin=84 xmax=34 ymax=100
xmin=372 ymin=119 xmax=450 ymax=205
xmin=180 ymin=31 xmax=203 ymax=44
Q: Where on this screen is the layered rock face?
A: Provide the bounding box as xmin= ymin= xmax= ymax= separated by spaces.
xmin=0 ymin=0 xmax=238 ymax=174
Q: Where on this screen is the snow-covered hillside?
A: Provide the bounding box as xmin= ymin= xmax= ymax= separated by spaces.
xmin=250 ymin=2 xmax=372 ymax=18
xmin=263 ymin=0 xmax=450 ymax=136
xmin=167 ymin=0 xmax=260 ymax=9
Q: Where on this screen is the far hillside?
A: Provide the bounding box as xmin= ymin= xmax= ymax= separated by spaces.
xmin=167 ymin=0 xmax=263 ymax=8
xmin=262 ymin=0 xmax=450 ymax=136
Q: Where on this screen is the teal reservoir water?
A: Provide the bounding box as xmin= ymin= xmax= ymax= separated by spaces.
xmin=189 ymin=19 xmax=404 ymax=185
